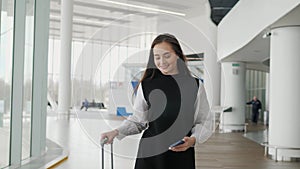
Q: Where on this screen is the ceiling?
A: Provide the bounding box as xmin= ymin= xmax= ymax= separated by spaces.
xmin=48 ymin=0 xmax=241 ymax=44
xmin=49 ymin=0 xmax=207 ymax=42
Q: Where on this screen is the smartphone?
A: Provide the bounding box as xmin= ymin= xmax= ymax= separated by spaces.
xmin=169 ymin=140 xmax=185 ymax=149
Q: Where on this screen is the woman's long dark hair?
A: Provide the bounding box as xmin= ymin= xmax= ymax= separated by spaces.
xmin=140 ymin=33 xmax=191 ymax=82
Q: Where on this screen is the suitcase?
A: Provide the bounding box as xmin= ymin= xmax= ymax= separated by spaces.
xmin=101 ymin=137 xmax=114 ymax=169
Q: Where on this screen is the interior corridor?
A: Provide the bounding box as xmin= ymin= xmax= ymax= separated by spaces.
xmin=45 ymin=109 xmax=300 ymax=169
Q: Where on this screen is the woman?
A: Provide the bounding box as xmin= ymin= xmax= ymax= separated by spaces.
xmin=101 ymin=33 xmax=212 ymax=169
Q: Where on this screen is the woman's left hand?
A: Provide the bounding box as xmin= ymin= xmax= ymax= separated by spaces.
xmin=170 ymin=136 xmax=196 ymax=152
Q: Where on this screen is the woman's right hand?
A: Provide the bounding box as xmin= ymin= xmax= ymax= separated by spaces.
xmin=101 ymin=129 xmax=119 ymax=144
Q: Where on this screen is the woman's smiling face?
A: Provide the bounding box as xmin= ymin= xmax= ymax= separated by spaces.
xmin=153 ymin=42 xmax=179 ymax=75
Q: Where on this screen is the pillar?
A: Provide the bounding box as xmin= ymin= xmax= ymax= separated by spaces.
xmin=269 ymin=26 xmax=300 ymax=160
xmin=221 ymin=62 xmax=246 ymax=132
xmin=58 ymin=0 xmax=73 ymax=114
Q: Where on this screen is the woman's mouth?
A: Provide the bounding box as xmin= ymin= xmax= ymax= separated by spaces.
xmin=159 ymin=65 xmax=169 ymax=69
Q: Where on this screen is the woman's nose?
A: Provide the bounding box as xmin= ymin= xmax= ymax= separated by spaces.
xmin=160 ymin=57 xmax=166 ymax=64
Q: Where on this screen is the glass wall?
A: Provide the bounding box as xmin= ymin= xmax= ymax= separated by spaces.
xmin=47 ymin=33 xmax=205 ymax=111
xmin=47 ymin=35 xmax=147 ymax=110
xmin=246 ymin=70 xmax=267 ymax=122
xmin=0 ymin=0 xmax=14 ymax=167
xmin=47 ymin=38 xmax=60 ymax=111
xmin=22 ymin=0 xmax=35 ymax=160
xmin=1 ymin=0 xmax=49 ymax=167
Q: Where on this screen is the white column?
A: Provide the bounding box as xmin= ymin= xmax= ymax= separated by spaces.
xmin=269 ymin=26 xmax=300 ymax=160
xmin=221 ymin=62 xmax=246 ymax=132
xmin=58 ymin=0 xmax=73 ymax=114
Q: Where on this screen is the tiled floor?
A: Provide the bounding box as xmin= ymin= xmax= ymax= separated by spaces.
xmin=46 ymin=110 xmax=300 ymax=169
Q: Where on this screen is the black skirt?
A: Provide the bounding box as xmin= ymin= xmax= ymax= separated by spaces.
xmin=135 ymin=147 xmax=195 ymax=169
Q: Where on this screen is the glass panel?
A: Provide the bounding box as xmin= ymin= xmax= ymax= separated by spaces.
xmin=48 ymin=38 xmax=60 ymax=111
xmin=0 ymin=0 xmax=14 ymax=167
xmin=246 ymin=70 xmax=267 ymax=122
xmin=22 ymin=0 xmax=35 ymax=160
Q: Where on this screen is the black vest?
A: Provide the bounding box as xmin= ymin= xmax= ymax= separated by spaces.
xmin=137 ymin=72 xmax=199 ymax=158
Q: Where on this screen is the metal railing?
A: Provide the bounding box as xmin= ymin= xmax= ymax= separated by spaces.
xmin=212 ymin=106 xmax=248 ymax=133
xmin=261 ymin=142 xmax=300 ymax=162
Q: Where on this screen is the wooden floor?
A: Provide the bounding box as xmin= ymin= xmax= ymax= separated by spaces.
xmin=195 ymin=127 xmax=300 ymax=169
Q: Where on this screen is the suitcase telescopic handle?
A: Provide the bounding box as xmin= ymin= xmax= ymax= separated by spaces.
xmin=101 ymin=137 xmax=114 ymax=169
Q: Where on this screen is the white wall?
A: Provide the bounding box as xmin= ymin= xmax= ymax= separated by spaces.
xmin=157 ymin=3 xmax=220 ymax=106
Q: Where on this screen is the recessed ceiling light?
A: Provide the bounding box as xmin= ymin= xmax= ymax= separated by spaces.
xmin=96 ymin=0 xmax=186 ymax=16
xmin=73 ymin=18 xmax=110 ymax=25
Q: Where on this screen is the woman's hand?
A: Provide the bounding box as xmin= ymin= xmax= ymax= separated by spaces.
xmin=170 ymin=137 xmax=196 ymax=152
xmin=101 ymin=129 xmax=119 ymax=144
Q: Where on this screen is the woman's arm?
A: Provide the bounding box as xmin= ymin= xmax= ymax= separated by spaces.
xmin=101 ymin=84 xmax=149 ymax=143
xmin=190 ymin=81 xmax=213 ymax=144
xmin=115 ymin=84 xmax=149 ymax=140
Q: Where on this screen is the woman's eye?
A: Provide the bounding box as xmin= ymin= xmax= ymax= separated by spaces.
xmin=164 ymin=54 xmax=171 ymax=58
